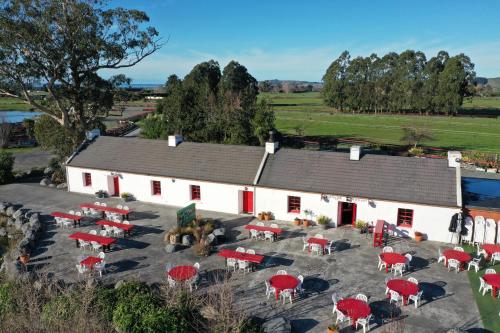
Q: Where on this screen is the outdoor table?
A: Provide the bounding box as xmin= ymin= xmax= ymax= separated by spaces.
xmin=442 ymin=249 xmax=471 ymax=269
xmin=79 ymin=203 xmax=132 ymax=219
xmin=96 ymin=219 xmax=135 ymax=236
xmin=307 ymin=237 xmax=329 ymax=255
xmin=386 ymin=279 xmax=419 ymax=305
xmin=168 ymin=266 xmax=198 ymax=282
xmin=483 ymin=274 xmax=500 ymax=298
xmin=218 ymin=249 xmax=265 ymax=265
xmin=482 ymin=244 xmax=500 ymax=260
xmin=68 ymin=232 xmax=117 ymax=251
xmin=336 ymin=298 xmax=371 ymax=327
xmin=379 ymin=253 xmax=406 ymax=273
xmin=244 ymin=225 xmax=283 ymax=241
xmin=80 ymin=256 xmax=102 ymax=269
xmin=269 ymin=274 xmax=299 ymax=301
xmin=51 ymin=212 xmax=83 ymax=227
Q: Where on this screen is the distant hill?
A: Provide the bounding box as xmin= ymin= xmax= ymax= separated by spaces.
xmin=476 ymin=77 xmax=500 ymax=92
xmin=258 ymin=79 xmax=323 ymax=93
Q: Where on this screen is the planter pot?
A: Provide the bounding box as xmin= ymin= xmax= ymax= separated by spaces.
xmin=303 ymin=219 xmax=311 ymax=227
xmin=320 ymin=224 xmax=328 ymax=230
xmin=264 ymin=214 xmax=271 ymax=221
xmin=327 ymin=328 xmax=339 ymax=333
xmin=293 ymin=219 xmax=301 ymax=226
xmin=258 ymin=213 xmax=264 ymax=220
xmin=169 ymin=234 xmax=181 ymax=245
xmin=414 ymin=233 xmax=423 ymax=242
xmin=19 ymin=254 xmax=30 ymax=265
xmin=122 ymin=196 xmax=133 ymax=202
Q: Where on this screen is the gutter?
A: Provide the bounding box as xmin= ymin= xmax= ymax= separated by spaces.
xmin=253 ymin=151 xmax=268 ymax=185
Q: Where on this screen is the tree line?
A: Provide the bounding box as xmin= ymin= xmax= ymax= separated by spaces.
xmin=322 ymin=50 xmax=476 ymax=115
xmin=141 ymin=60 xmax=275 ymax=145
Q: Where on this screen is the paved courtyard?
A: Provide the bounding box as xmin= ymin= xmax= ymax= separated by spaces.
xmin=0 ymin=183 xmax=484 ymax=332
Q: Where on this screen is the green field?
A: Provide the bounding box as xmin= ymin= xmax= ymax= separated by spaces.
xmin=0 ymin=97 xmax=32 ymax=111
xmin=261 ymin=92 xmax=500 ymax=153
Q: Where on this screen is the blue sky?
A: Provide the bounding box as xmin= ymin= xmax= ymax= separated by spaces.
xmin=112 ymin=0 xmax=500 ymax=83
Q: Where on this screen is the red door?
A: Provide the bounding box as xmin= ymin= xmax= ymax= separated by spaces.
xmin=243 ymin=191 xmax=253 ymax=213
xmin=113 ymin=176 xmax=120 ymax=196
xmin=351 ymin=203 xmax=357 ymax=226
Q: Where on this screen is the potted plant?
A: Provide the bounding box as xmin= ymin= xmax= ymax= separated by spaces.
xmin=293 ymin=217 xmax=302 ymax=226
xmin=303 ymin=218 xmax=311 ymax=227
xmin=304 ymin=209 xmax=314 ymax=221
xmin=327 ymin=322 xmax=340 ymax=333
xmin=355 ymin=220 xmax=367 ymax=233
xmin=414 ymin=231 xmax=424 ymax=242
xmin=258 ymin=212 xmax=264 ymax=220
xmin=95 ymin=190 xmax=107 ymax=198
xmin=317 ymin=215 xmax=330 ymax=229
xmin=265 ymin=211 xmax=273 ymax=221
xmin=120 ymin=192 xmax=134 ymax=202
xmin=18 ymin=253 xmax=30 ymax=265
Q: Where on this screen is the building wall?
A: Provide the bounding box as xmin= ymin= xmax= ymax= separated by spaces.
xmin=66 ymin=166 xmax=254 ymax=215
xmin=254 ymin=187 xmax=460 ymax=243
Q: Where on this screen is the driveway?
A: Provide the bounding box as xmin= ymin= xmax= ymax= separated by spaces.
xmin=0 ymin=183 xmax=483 ymax=332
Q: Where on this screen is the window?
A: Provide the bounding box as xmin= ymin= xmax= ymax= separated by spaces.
xmin=152 ymin=180 xmax=161 ymax=196
xmin=83 ymin=173 xmax=92 ymax=187
xmin=191 ymin=185 xmax=201 ymax=200
xmin=397 ymin=208 xmax=414 ymax=227
xmin=288 ymin=196 xmax=301 ymax=213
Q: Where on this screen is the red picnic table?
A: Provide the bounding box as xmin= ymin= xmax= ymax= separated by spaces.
xmin=307 ymin=237 xmax=329 ymax=255
xmin=442 ymin=249 xmax=471 ymax=269
xmin=244 ymin=224 xmax=283 ymax=241
xmin=218 ymin=249 xmax=265 ymax=264
xmin=483 ymin=274 xmax=500 ymax=298
xmin=80 ymin=256 xmax=102 ymax=269
xmin=51 ymin=212 xmax=83 ymax=227
xmin=337 ymin=298 xmax=371 ymax=327
xmin=96 ymin=220 xmax=134 ymax=236
xmin=168 ymin=266 xmax=198 ymax=282
xmin=482 ymin=244 xmax=500 ymax=260
xmin=269 ymin=274 xmax=299 ymax=301
xmin=386 ymin=279 xmax=419 ymax=305
xmin=79 ymin=203 xmax=132 ymax=219
xmin=69 ymin=232 xmax=116 ymax=251
xmin=379 ymin=253 xmax=406 ymax=273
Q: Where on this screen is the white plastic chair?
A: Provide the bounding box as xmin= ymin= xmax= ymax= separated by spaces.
xmin=311 ymin=243 xmax=322 ymax=255
xmin=296 ymin=275 xmax=304 ymax=294
xmin=193 ymin=262 xmax=200 ymax=270
xmin=382 ymin=246 xmax=393 ymax=253
xmin=479 ymin=277 xmax=492 ymax=295
xmin=355 ymin=314 xmax=372 ymax=333
xmin=238 ymin=260 xmax=250 ymax=273
xmin=94 ymin=202 xmax=101 ymax=206
xmin=408 ymin=290 xmax=423 ymax=308
xmin=54 ymin=217 xmax=63 ymax=228
xmin=100 ymin=230 xmax=109 ymax=237
xmin=62 ymin=219 xmax=73 ymax=229
xmin=454 ymin=246 xmax=464 ymax=252
xmin=79 ymin=239 xmax=90 ymax=251
xmin=447 ymin=259 xmax=460 ymax=273
xmin=246 ymin=249 xmax=255 ymax=254
xmin=76 ymin=264 xmax=88 ymax=277
xmin=91 ymin=241 xmax=103 ymax=252
xmin=270 ymin=223 xmax=278 ymax=228
xmin=113 ymin=227 xmax=124 ymax=237
xmin=227 ymin=258 xmax=238 ymax=271
xmin=437 ymin=248 xmax=446 ymax=264
xmin=276 ymin=270 xmax=287 ymax=275
xmin=467 ymin=255 xmax=482 ymax=273
xmin=335 ymin=309 xmax=351 ymax=326
xmin=94 ymin=261 xmax=106 ymax=277
xmin=492 ymin=253 xmax=500 ymax=265
xmin=264 ymin=231 xmax=275 ymax=242
xmin=98 ymin=251 xmax=106 ymax=259
xmin=167 ymin=275 xmax=176 ymax=287
xmin=101 ymin=203 xmax=107 ymax=207
xmin=393 ymin=263 xmax=405 ymax=277
xmin=302 ymin=237 xmax=309 ymax=251
xmin=69 ymin=210 xmax=75 ymax=215
xmin=75 ymin=211 xmax=82 ymax=217
xmin=280 ymin=289 xmax=293 ymax=304
xmin=256 ymin=222 xmax=264 ymax=227
xmin=389 ymin=290 xmax=402 ymax=305
xmin=314 ymin=233 xmax=323 ymax=239
xmin=116 ymin=204 xmax=123 ymax=209
xmin=407 ymin=277 xmax=418 ymax=285
xmin=378 ymin=255 xmax=387 ymax=271
xmin=355 ymin=293 xmax=368 ymax=303
xmin=405 ymin=253 xmax=413 ymax=270
xmin=122 ymin=205 xmax=129 ymax=211
xmin=90 ymin=208 xmax=99 ymax=216
xmin=122 ymin=220 xmax=130 ymax=225
xmin=385 ymin=276 xmax=394 ymax=294
xmin=236 ymin=247 xmax=245 ymax=253
xmin=89 ymin=230 xmax=97 ymax=235
xmin=485 ymin=268 xmax=497 ymax=275
xmin=331 ymin=293 xmax=343 ymax=314
xmin=82 ymin=207 xmax=90 ymax=216
xmin=265 ymin=281 xmax=276 ymax=299
xmin=250 ymin=229 xmax=262 ymax=240
xmin=326 ymin=240 xmax=335 ymax=255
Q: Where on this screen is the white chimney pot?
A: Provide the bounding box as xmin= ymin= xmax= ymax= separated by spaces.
xmin=168 ymin=135 xmax=183 ymax=147
xmin=350 ymin=145 xmax=361 ymax=161
xmin=447 ymin=151 xmax=461 ymax=168
xmin=265 ymin=141 xmax=279 ymax=154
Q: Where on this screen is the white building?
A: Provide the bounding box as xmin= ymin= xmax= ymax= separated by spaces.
xmin=66 ymin=135 xmax=462 ymax=243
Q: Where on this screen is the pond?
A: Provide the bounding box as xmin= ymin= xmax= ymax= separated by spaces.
xmin=462 ymin=177 xmax=500 ymax=209
xmin=0 ymin=110 xmax=42 ymax=123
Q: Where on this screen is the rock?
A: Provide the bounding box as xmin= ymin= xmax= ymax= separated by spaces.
xmin=25 ymin=230 xmax=36 ymax=242
xmin=86 ymin=278 xmax=98 ymax=288
xmin=12 ymin=208 xmax=24 ymax=219
xmin=43 ymin=166 xmax=53 ymax=175
xmin=21 ymin=223 xmax=30 ymax=234
xmin=24 ymin=211 xmax=33 ymax=219
xmin=40 ymin=178 xmax=51 ymax=186
xmin=164 ymin=244 xmax=179 ymax=253
xmin=114 ymin=280 xmax=126 ymax=289
xmin=29 ymin=213 xmax=39 ymax=224
xmin=182 ymin=235 xmax=194 ymax=246
xmin=0 ymin=227 xmax=7 ymax=237
xmin=4 ymin=259 xmax=23 ymax=280
xmin=5 ymin=206 xmax=16 ymax=216
xmin=56 ymin=183 xmax=67 ymax=189
xmin=6 ymin=218 xmax=15 ymax=227
xmin=213 ymin=228 xmax=226 ymax=242
xmin=17 ymin=238 xmax=31 ymax=253
xmin=0 ymin=202 xmax=10 ymax=214
xmin=33 ymin=280 xmax=43 ymax=291
xmin=206 ymin=233 xmax=217 ymax=245
xmin=14 ymin=218 xmax=24 ymax=230
xmin=8 ymin=248 xmax=22 ymax=261
xmin=48 ymin=183 xmax=56 ymax=188
xmin=446 ymin=330 xmax=467 ymax=333
xmin=30 ymin=220 xmax=41 ymax=233
xmin=262 ymin=317 xmax=291 ymax=333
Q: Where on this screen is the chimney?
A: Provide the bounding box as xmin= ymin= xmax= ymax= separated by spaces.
xmin=85 ymin=129 xmax=100 ymax=141
xmin=350 ymin=145 xmax=361 ymax=161
xmin=168 ymin=134 xmax=183 ymax=147
xmin=265 ymin=131 xmax=279 ymax=154
xmin=447 ymin=151 xmax=461 ymax=168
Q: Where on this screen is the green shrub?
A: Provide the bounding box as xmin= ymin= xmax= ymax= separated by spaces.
xmin=0 ymin=283 xmax=15 ymax=319
xmin=112 ymin=294 xmax=157 ymax=333
xmin=0 ymin=151 xmax=14 ymax=185
xmin=115 ymin=281 xmax=152 ymax=302
xmin=93 ymin=287 xmax=117 ymax=323
xmin=41 ymin=293 xmax=79 ymax=329
xmin=141 ymin=307 xmax=183 ymax=333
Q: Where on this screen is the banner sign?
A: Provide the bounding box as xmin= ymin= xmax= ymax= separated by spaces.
xmin=177 ymin=203 xmax=196 ymax=227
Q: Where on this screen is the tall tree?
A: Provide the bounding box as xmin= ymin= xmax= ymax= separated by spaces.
xmin=322 ymin=51 xmax=350 ymax=111
xmin=0 ymin=0 xmax=161 ymax=149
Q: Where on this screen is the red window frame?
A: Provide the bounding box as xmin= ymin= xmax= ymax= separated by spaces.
xmin=397 ymin=208 xmax=414 ymax=227
xmin=288 ymin=196 xmax=301 ymax=213
xmin=191 ymin=185 xmax=201 ymax=200
xmin=152 ymin=180 xmax=161 ymax=196
xmin=83 ymin=173 xmax=92 ymax=187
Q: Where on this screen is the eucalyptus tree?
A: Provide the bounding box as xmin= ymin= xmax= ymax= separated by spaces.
xmin=322 ymin=50 xmax=350 ymax=111
xmin=0 ymin=0 xmax=161 ymax=148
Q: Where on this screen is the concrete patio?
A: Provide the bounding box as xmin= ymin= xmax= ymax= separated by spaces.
xmin=0 ymin=183 xmax=484 ymax=332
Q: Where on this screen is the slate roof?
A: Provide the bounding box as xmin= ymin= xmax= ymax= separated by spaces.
xmin=68 ymin=136 xmax=265 ymax=185
xmin=257 ymin=149 xmax=458 ymax=207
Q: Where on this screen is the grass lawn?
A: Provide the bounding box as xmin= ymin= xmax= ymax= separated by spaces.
xmin=463 ymin=244 xmax=500 ymax=332
xmin=462 ymin=97 xmax=500 ymax=109
xmin=261 ymin=92 xmax=500 ymax=152
xmin=0 ymin=97 xmax=33 ymax=111
xmin=0 ymin=147 xmax=38 ymax=154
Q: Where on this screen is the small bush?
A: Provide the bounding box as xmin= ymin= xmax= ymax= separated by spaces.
xmin=115 ymin=281 xmax=152 ymax=302
xmin=93 ymin=287 xmax=117 ymax=323
xmin=0 ymin=283 xmax=15 ymax=319
xmin=113 ymin=293 xmax=166 ymax=333
xmin=41 ymin=293 xmax=79 ymax=329
xmin=0 ymin=151 xmax=14 ymax=185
